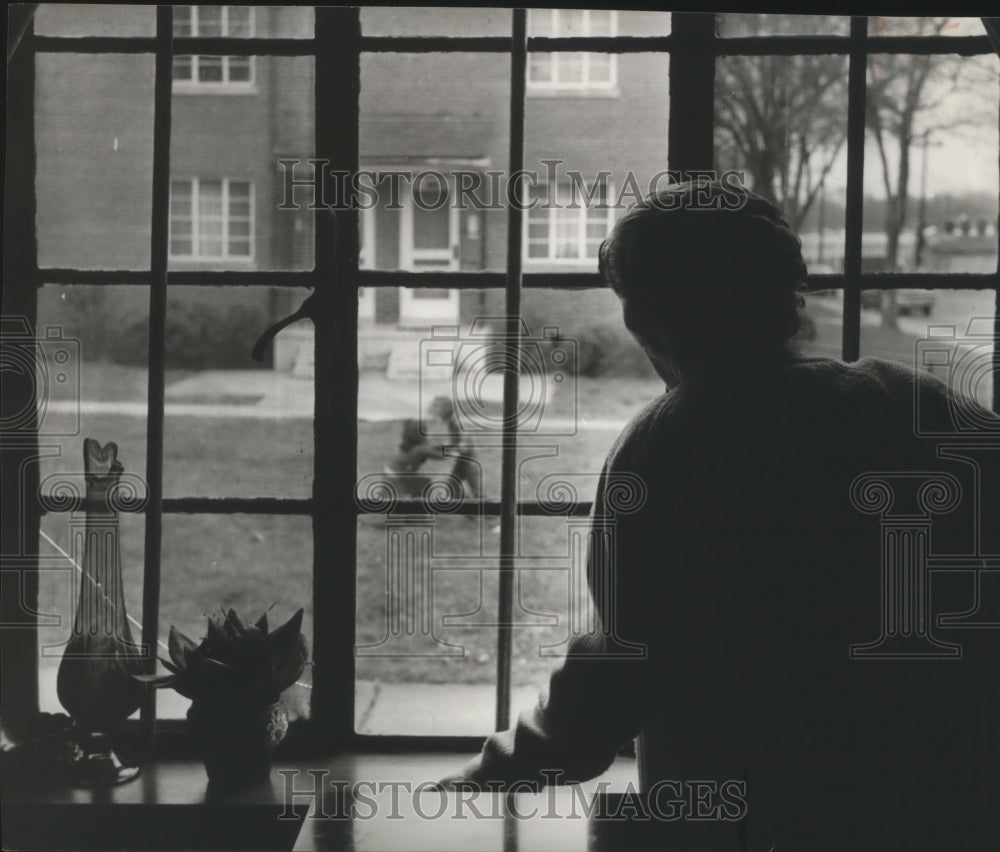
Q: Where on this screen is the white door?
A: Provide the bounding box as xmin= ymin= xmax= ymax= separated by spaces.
xmin=398 ymin=178 xmax=460 ymax=328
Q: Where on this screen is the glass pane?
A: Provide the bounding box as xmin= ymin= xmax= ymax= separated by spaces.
xmin=361 ymin=7 xmax=511 ymax=36
xmin=715 ymin=54 xmax=849 ymax=249
xmin=36 ymin=54 xmax=155 ymax=269
xmin=35 ymin=4 xmax=156 ymax=36
xmin=357 ymin=290 xmax=503 ymax=503
xmin=860 ymin=290 xmax=996 ymax=411
xmin=865 ymin=53 xmax=999 ymax=273
xmin=718 ymin=13 xmax=849 ymax=36
xmin=529 ymin=9 xmax=670 ymax=37
xmin=197 ymin=5 xmax=223 ymax=37
xmin=355 ymin=515 xmax=503 ymax=735
xmin=797 ymin=288 xmax=846 ymax=359
xmin=162 ymin=286 xmax=313 ymax=499
xmin=514 ymin=288 xmax=661 ymax=500
xmin=35 ymin=284 xmax=150 ymax=489
xmin=868 ymin=16 xmax=988 ymax=37
xmin=172 ymin=57 xmax=315 ymax=270
xmin=38 ymin=512 xmax=145 ymax=717
xmin=524 ymin=52 xmax=669 ymax=269
xmin=197 ymin=56 xmax=225 ymax=83
xmin=360 ymin=53 xmax=510 ymax=272
xmin=160 ymin=514 xmax=313 ymax=720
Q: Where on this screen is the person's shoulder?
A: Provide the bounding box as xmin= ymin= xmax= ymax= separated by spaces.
xmin=603 ymin=389 xmax=682 ymax=472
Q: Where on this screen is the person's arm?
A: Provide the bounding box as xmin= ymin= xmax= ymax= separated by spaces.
xmin=439 ymin=442 xmax=660 ymax=789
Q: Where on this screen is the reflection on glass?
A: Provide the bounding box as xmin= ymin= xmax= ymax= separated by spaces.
xmin=162 ymin=286 xmax=313 ymax=499
xmin=355 ymin=515 xmax=502 ymax=735
xmin=160 ymin=514 xmax=313 ymax=720
xmin=36 ymin=54 xmax=155 ymax=269
xmin=860 ymin=289 xmax=996 ymax=411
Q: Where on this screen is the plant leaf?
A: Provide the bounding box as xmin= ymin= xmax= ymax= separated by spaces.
xmin=168 ymin=626 xmax=197 ymax=670
xmin=266 ymin=607 xmax=304 ymax=656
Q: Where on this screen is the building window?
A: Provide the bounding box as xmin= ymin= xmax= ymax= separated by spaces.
xmin=528 ymin=10 xmax=617 ymax=91
xmin=172 ymin=5 xmax=255 ymax=89
xmin=526 ymin=180 xmax=615 ymax=264
xmin=169 ymin=178 xmax=254 ymax=260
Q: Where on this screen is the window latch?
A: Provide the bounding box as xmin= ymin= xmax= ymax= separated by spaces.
xmin=250 ymin=291 xmax=319 ymax=363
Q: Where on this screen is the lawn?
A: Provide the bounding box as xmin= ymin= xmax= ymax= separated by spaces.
xmin=34 ymin=310 xmax=942 ymax=721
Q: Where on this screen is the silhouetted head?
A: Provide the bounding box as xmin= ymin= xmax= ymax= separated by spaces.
xmin=399 ymin=419 xmax=426 ymax=451
xmin=598 ymin=180 xmax=808 ymax=384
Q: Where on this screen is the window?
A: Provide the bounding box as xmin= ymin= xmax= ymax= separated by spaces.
xmin=172 ymin=5 xmax=255 ymax=89
xmin=168 ymin=178 xmax=254 ymax=261
xmin=8 ymin=8 xmax=998 ymax=751
xmin=528 ymin=9 xmax=618 ymax=91
xmin=526 ymin=180 xmax=614 ymax=264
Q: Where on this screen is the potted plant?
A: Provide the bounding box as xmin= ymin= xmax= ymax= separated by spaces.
xmin=133 ymin=607 xmax=308 ymax=787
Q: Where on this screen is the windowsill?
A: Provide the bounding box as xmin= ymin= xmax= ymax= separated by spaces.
xmin=2 ymin=752 xmax=639 ymax=851
xmin=526 ymin=87 xmax=621 ymax=99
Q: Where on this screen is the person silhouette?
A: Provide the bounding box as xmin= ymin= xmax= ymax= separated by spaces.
xmin=437 ymin=180 xmax=1000 ymax=850
xmin=382 ymin=418 xmax=439 ymax=498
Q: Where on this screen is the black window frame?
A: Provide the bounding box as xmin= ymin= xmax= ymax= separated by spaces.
xmin=2 ymin=8 xmax=998 ymax=755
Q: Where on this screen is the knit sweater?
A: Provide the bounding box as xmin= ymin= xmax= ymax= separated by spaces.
xmin=451 ymin=355 xmax=1000 ymax=850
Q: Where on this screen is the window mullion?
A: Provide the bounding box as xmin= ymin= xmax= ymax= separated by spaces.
xmin=841 ymin=16 xmax=868 ymax=362
xmin=495 ymin=7 xmax=528 ymax=734
xmin=139 ymin=3 xmax=175 ymax=753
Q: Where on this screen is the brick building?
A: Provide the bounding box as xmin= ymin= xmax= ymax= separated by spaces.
xmin=35 ymin=6 xmax=670 ymax=371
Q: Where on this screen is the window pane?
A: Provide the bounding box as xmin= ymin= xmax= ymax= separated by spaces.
xmin=355 ymin=515 xmax=502 ymax=735
xmin=35 ymin=284 xmax=151 ymax=488
xmin=227 ymin=5 xmax=253 ymax=37
xmin=865 ymin=53 xmax=999 ymax=274
xmin=161 ymin=286 xmax=313 ymax=499
xmin=797 ymin=288 xmax=845 ymax=359
xmin=160 ymin=514 xmax=312 ymax=721
xmin=35 ymin=4 xmax=156 ymax=36
xmin=357 ymin=290 xmax=504 ymax=502
xmin=718 ymin=13 xmax=849 ymax=36
xmin=38 ymin=512 xmax=145 ymax=717
xmin=197 ymin=5 xmax=223 ymax=37
xmin=36 ymin=54 xmax=155 ymax=269
xmin=360 ymin=7 xmax=511 ymax=36
xmin=172 ymin=57 xmax=314 ymax=270
xmin=172 ymin=56 xmax=193 ymax=80
xmin=227 ymin=57 xmax=253 ymax=82
xmin=524 ymin=50 xmax=668 ymax=269
xmin=860 ymin=290 xmax=996 ymax=411
xmin=360 ymin=53 xmax=510 ymax=271
xmin=529 ymin=9 xmax=669 ymax=37
xmin=868 ymin=16 xmax=988 ymax=37
xmin=197 ymin=56 xmax=225 ymax=83
xmin=715 ymin=54 xmax=849 ymax=254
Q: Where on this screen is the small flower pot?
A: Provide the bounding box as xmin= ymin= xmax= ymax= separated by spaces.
xmin=186 ymin=698 xmax=289 ymax=787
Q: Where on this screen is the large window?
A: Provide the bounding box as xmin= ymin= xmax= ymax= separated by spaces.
xmin=6 ymin=8 xmax=998 ymax=751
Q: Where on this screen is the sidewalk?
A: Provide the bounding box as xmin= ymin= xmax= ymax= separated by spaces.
xmin=41 ymin=369 xmax=629 ymax=430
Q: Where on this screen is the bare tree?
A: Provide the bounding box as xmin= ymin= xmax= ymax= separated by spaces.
xmin=866 ymin=16 xmax=992 ymax=327
xmin=714 ymin=15 xmax=849 ymax=231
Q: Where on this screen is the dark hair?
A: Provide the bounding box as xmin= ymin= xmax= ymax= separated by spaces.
xmin=598 ymin=180 xmax=808 ymax=366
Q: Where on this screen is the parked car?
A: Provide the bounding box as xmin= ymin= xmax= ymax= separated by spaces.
xmin=860 ymin=290 xmax=935 ymax=315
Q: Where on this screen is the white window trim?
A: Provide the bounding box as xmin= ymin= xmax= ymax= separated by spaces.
xmin=169 ymin=177 xmax=256 ymax=263
xmin=172 ymin=5 xmax=257 ymax=94
xmin=527 ymin=10 xmax=618 ymax=93
xmin=524 ymin=179 xmax=616 ymax=267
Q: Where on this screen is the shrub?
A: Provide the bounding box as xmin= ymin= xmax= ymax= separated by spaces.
xmin=109 ymin=302 xmax=268 ymax=370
